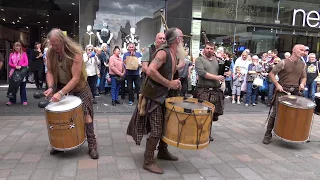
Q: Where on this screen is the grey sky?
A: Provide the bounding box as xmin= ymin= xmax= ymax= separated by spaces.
xmin=94 ymin=0 xmax=164 ymax=33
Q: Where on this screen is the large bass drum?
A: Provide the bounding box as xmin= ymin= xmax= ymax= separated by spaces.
xmin=274 ymin=95 xmax=316 ymax=143
xmin=163 ymin=97 xmax=215 ymax=150
xmin=45 ymin=95 xmax=86 ymax=151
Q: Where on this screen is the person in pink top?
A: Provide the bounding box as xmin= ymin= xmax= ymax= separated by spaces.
xmin=7 ymin=41 xmax=29 ymax=106
xmin=109 ymin=46 xmax=125 ymax=106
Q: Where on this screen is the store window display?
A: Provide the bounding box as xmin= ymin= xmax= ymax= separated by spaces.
xmin=97 ymin=22 xmax=113 ymax=46
xmin=82 ymin=25 xmax=98 ymax=48
xmin=123 ymin=27 xmax=140 ymax=51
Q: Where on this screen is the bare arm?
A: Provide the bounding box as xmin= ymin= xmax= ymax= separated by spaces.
xmin=46 ymin=56 xmax=54 ymax=89
xmin=146 ymin=50 xmax=171 ymax=87
xmin=269 ymin=61 xmax=284 ymax=88
xmin=60 ymin=54 xmax=83 ymax=95
xmin=300 ymin=64 xmax=307 ymax=86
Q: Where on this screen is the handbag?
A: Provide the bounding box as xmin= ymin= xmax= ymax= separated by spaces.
xmin=115 ymin=75 xmax=124 ymax=83
xmin=125 ymin=56 xmax=139 ymax=70
xmin=253 ymin=76 xmax=263 ymax=87
xmin=315 ymin=61 xmax=320 ymax=83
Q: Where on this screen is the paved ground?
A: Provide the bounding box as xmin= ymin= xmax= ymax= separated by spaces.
xmin=0 ymin=84 xmax=270 ymax=115
xmin=1 ymin=113 xmax=320 ymax=180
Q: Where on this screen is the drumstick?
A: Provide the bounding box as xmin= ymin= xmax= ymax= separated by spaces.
xmin=282 ymin=90 xmax=291 ymax=95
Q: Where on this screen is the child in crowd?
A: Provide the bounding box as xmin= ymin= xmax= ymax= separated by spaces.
xmin=232 ymin=66 xmax=244 ymax=104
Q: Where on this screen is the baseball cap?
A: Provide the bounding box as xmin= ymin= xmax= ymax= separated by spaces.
xmin=305 ymin=46 xmax=309 ymax=51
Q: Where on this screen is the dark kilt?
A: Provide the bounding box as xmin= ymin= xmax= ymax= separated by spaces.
xmin=194 ymin=87 xmax=224 ymax=119
xmin=127 ymin=98 xmax=164 ymax=145
xmin=73 ymin=84 xmax=94 ymax=120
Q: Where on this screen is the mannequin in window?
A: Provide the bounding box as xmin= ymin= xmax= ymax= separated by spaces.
xmin=97 ymin=22 xmax=113 ymax=46
xmin=82 ymin=25 xmax=98 ymax=48
xmin=123 ymin=27 xmax=140 ymax=51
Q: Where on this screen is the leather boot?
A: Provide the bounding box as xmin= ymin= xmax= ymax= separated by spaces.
xmin=86 ymin=122 xmax=99 ymax=159
xmin=143 ymin=137 xmax=163 ymax=174
xmin=157 ymin=139 xmax=178 ymax=161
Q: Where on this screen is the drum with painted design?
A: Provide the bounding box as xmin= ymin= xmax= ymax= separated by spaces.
xmin=163 ymin=97 xmax=215 ymax=150
xmin=45 ymin=95 xmax=86 ymax=151
xmin=275 ymin=95 xmax=315 ymax=143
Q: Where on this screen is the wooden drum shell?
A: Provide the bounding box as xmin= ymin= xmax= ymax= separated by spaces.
xmin=274 ymin=96 xmax=315 ymax=143
xmin=162 ymin=97 xmax=215 ymax=150
xmin=45 ymin=103 xmax=86 ymax=151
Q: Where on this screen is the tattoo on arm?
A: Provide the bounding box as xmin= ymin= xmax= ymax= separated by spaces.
xmin=152 ymin=57 xmax=164 ymax=68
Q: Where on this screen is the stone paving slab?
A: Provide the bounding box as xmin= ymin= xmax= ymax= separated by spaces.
xmin=1 ymin=114 xmax=320 ymax=179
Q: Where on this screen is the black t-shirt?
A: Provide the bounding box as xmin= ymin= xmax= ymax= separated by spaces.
xmin=306 ymin=61 xmax=319 ymax=84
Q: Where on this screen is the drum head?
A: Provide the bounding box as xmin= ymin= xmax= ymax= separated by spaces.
xmin=278 ymin=95 xmax=315 ymax=109
xmin=171 ymin=101 xmax=210 ymax=110
xmin=45 ymin=95 xmax=82 ymax=112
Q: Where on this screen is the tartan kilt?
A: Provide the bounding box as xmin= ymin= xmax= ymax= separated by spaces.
xmin=127 ymin=98 xmax=164 ymax=145
xmin=195 ymin=87 xmax=224 ymax=116
xmin=73 ymin=84 xmax=94 ymax=120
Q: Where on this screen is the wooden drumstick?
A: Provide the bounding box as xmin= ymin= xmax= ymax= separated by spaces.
xmin=282 ymin=90 xmax=291 ymax=95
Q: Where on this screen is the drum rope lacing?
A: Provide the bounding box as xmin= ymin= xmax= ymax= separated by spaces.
xmin=165 ymin=102 xmax=212 ymax=149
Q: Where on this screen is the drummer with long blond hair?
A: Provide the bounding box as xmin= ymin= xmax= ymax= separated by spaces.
xmin=262 ymin=44 xmax=307 ymax=145
xmin=43 ymin=29 xmax=99 ymax=159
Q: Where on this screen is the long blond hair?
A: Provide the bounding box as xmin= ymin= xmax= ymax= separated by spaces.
xmin=12 ymin=42 xmax=23 ymax=59
xmin=46 ymin=29 xmax=85 ymax=82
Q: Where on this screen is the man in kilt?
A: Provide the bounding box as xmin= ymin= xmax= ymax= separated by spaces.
xmin=194 ymin=42 xmax=225 ymax=141
xmin=127 ymin=28 xmax=186 ymax=174
xmin=262 ymin=44 xmax=307 ymax=144
xmin=43 ymin=29 xmax=99 ymax=159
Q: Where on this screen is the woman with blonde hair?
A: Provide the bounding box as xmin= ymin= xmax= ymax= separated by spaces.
xmin=6 ymin=41 xmax=29 ymax=106
xmin=43 ymin=28 xmax=99 ymax=159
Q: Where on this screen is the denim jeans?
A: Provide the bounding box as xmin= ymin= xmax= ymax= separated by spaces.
xmin=246 ymin=82 xmax=258 ymax=104
xmin=127 ymin=75 xmax=141 ymax=101
xmin=99 ymin=69 xmax=106 ymax=92
xmin=304 ymin=81 xmax=317 ymax=101
xmin=268 ymin=82 xmax=275 ymax=102
xmin=9 ymin=82 xmax=27 ymax=103
xmin=111 ymin=76 xmax=121 ymax=101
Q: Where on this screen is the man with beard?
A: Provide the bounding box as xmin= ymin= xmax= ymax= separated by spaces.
xmin=194 ymin=42 xmax=225 ymax=141
xmin=127 ymin=28 xmax=186 ymax=174
xmin=262 ymin=44 xmax=307 ymax=144
xmin=141 ymin=32 xmax=166 ymax=82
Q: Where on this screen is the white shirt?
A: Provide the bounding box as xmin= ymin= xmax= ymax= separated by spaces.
xmin=233 ymin=57 xmax=251 ymax=75
xmin=83 ymin=53 xmax=100 ymax=76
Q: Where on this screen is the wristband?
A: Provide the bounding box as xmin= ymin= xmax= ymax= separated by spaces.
xmin=58 ymin=90 xmax=64 ymax=96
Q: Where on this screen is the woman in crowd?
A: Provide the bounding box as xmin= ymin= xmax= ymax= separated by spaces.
xmin=109 ymin=46 xmax=125 ymax=106
xmin=83 ymin=45 xmax=100 ymax=104
xmin=30 ymin=42 xmax=44 ymax=90
xmin=6 ymin=41 xmax=29 ymax=106
xmin=245 ymin=55 xmax=262 ymax=107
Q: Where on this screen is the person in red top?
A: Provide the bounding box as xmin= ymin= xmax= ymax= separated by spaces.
xmin=6 ymin=41 xmax=29 ymax=106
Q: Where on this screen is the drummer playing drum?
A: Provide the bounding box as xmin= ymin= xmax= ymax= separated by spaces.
xmin=43 ymin=29 xmax=99 ymax=159
xmin=262 ymin=44 xmax=307 ymax=145
xmin=127 ymin=28 xmax=186 ymax=174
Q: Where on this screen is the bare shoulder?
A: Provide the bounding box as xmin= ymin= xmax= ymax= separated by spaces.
xmin=154 ymin=50 xmax=167 ymax=61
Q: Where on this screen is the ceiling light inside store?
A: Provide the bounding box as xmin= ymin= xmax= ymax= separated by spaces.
xmin=26 ymin=26 xmax=28 ymax=29
xmin=2 ymin=18 xmax=5 ymax=21
xmin=46 ymin=21 xmax=48 ymax=23
xmin=1 ymin=9 xmax=4 ymax=11
xmin=38 ymin=22 xmax=40 ymax=24
xmin=69 ymin=13 xmax=71 ymax=15
xmin=12 ymin=22 xmax=15 ymax=24
xmin=47 ymin=14 xmax=49 ymax=17
xmin=19 ymin=17 xmax=21 ymax=19
xmin=74 ymin=21 xmax=77 ymax=23
xmin=17 ymin=20 xmax=20 ymax=22
xmin=71 ymin=2 xmax=75 ymax=5
xmin=41 ymin=27 xmax=43 ymax=28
